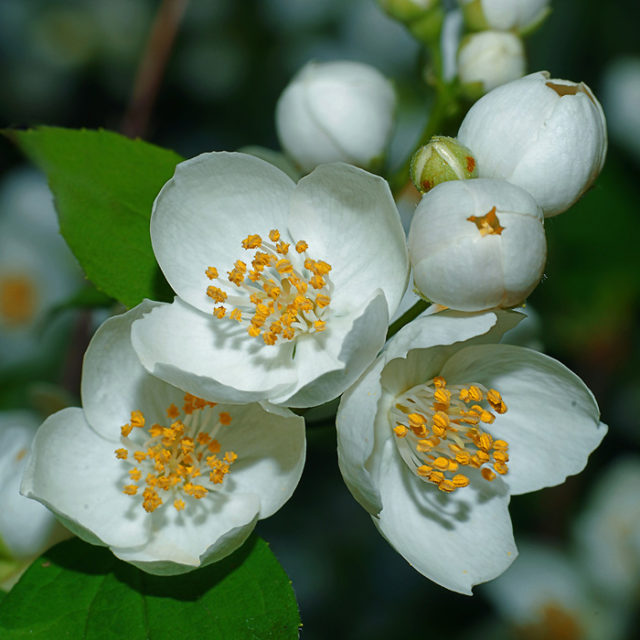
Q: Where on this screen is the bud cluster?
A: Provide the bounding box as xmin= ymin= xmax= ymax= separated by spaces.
xmin=456 ymin=0 xmax=551 ymax=95
xmin=408 ymin=71 xmax=607 ymax=312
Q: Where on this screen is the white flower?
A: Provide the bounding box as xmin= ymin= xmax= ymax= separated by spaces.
xmin=0 ymin=167 xmax=82 ymax=368
xmin=275 ymin=60 xmax=396 ymax=173
xmin=21 ymin=301 xmax=306 ymax=575
xmin=459 ymin=0 xmax=550 ymax=34
xmin=131 ymin=152 xmax=409 ymax=408
xmin=458 ymin=71 xmax=608 ymax=217
xmin=0 ymin=411 xmax=68 ymax=566
xmin=458 ymin=31 xmax=526 ymax=94
xmin=336 ymin=310 xmax=607 ymax=593
xmin=574 ymin=457 xmax=640 ymax=603
xmin=601 ymin=56 xmax=640 ymax=161
xmin=408 ymin=178 xmax=546 ymax=311
xmin=482 ymin=542 xmax=630 ymax=640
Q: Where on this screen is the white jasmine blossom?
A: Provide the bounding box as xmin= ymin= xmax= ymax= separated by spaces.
xmin=458 ymin=31 xmax=526 ymax=94
xmin=21 ymin=301 xmax=306 ymax=575
xmin=574 ymin=457 xmax=640 ymax=603
xmin=458 ymin=71 xmax=608 ymax=216
xmin=131 ymin=152 xmax=409 ymax=408
xmin=0 ymin=168 xmax=82 ymax=368
xmin=483 ymin=543 xmax=629 ymax=640
xmin=336 ymin=310 xmax=607 ymax=593
xmin=275 ymin=60 xmax=396 ymax=173
xmin=408 ymin=178 xmax=546 ymax=311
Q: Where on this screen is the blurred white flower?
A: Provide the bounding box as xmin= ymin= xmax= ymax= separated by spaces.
xmin=483 ymin=542 xmax=630 ymax=640
xmin=601 ymin=57 xmax=640 ymax=161
xmin=458 ymin=31 xmax=526 ymax=94
xmin=574 ymin=457 xmax=640 ymax=604
xmin=337 ymin=310 xmax=607 ymax=593
xmin=22 ymin=302 xmax=306 ymax=576
xmin=458 ymin=71 xmax=608 ymax=217
xmin=408 ymin=178 xmax=546 ymax=311
xmin=0 ymin=411 xmax=69 ymax=586
xmin=459 ymin=0 xmax=550 ymax=34
xmin=0 ymin=168 xmax=82 ymax=368
xmin=276 ymin=60 xmax=396 ymax=173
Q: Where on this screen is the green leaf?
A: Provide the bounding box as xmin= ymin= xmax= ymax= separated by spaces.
xmin=3 ymin=127 xmax=184 ymax=308
xmin=0 ymin=537 xmax=301 ymax=640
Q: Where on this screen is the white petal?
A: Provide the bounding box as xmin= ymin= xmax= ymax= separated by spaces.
xmin=82 ymin=301 xmax=185 ymax=441
xmin=151 ymin=152 xmax=295 ymax=314
xmin=440 ymin=344 xmax=607 ymax=494
xmin=337 ymin=356 xmax=387 ymax=515
xmin=131 ymin=299 xmax=298 ymax=404
xmin=374 ymin=439 xmax=517 ymax=594
xmin=21 ymin=408 xmax=151 ymax=549
xmin=383 ymin=309 xmax=521 ymax=365
xmin=213 ymin=403 xmax=306 ymax=518
xmin=274 ymin=291 xmax=389 ymax=408
xmin=287 ymin=163 xmax=408 ymax=317
xmin=113 ymin=492 xmax=261 ymax=575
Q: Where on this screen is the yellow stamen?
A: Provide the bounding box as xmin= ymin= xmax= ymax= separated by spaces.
xmin=0 ymin=274 xmax=37 ymax=326
xmin=204 ymin=230 xmax=331 ymax=345
xmin=116 ymin=394 xmax=238 ymax=512
xmin=467 ymin=206 xmax=505 ymax=236
xmin=390 ymin=376 xmax=509 ymax=493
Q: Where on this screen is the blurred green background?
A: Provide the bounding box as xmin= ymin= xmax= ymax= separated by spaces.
xmin=1 ymin=0 xmax=639 ymax=638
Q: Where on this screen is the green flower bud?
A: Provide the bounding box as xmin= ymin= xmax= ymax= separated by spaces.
xmin=379 ymin=0 xmax=444 ymax=45
xmin=379 ymin=0 xmax=440 ymax=23
xmin=410 ymin=136 xmax=478 ymax=194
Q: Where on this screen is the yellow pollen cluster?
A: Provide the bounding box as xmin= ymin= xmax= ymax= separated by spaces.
xmin=390 ymin=376 xmax=509 ymax=493
xmin=115 ymin=393 xmax=237 ymax=512
xmin=0 ymin=274 xmax=37 ymax=326
xmin=467 ymin=206 xmax=505 ymax=237
xmin=205 ymin=230 xmax=332 ymax=345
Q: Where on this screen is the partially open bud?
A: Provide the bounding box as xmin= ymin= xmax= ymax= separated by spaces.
xmin=410 ymin=136 xmax=477 ymax=194
xmin=459 ymin=0 xmax=551 ymax=35
xmin=458 ymin=31 xmax=526 ymax=95
xmin=458 ymin=71 xmax=608 ymax=217
xmin=275 ymin=60 xmax=396 ymax=173
xmin=408 ymin=178 xmax=546 ymax=311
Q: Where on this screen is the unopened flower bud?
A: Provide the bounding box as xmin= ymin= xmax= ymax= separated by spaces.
xmin=379 ymin=0 xmax=440 ymax=22
xmin=408 ymin=178 xmax=546 ymax=311
xmin=275 ymin=60 xmax=396 ymax=173
xmin=458 ymin=31 xmax=526 ymax=95
xmin=410 ymin=136 xmax=477 ymax=193
xmin=458 ymin=71 xmax=607 ymax=217
xmin=459 ymin=0 xmax=550 ymax=35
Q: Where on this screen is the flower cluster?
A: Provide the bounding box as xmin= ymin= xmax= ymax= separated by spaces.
xmin=16 ymin=1 xmax=609 ymax=599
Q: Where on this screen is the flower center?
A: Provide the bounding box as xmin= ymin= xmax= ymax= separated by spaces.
xmin=115 ymin=393 xmax=237 ymax=512
xmin=467 ymin=206 xmax=504 ymax=236
xmin=389 ymin=376 xmax=509 ymax=493
xmin=518 ymin=603 xmax=582 ymax=640
xmin=205 ymin=229 xmax=332 ymax=345
xmin=0 ymin=273 xmax=37 ymax=326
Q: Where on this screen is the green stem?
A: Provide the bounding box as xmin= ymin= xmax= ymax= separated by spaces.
xmin=386 ymin=299 xmax=429 ymax=340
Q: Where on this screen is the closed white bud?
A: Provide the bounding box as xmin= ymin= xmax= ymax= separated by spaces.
xmin=410 ymin=136 xmax=477 ymax=193
xmin=458 ymin=31 xmax=526 ymax=95
xmin=408 ymin=178 xmax=546 ymax=311
xmin=275 ymin=60 xmax=396 ymax=173
xmin=459 ymin=0 xmax=550 ymax=34
xmin=458 ymin=71 xmax=607 ymax=217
